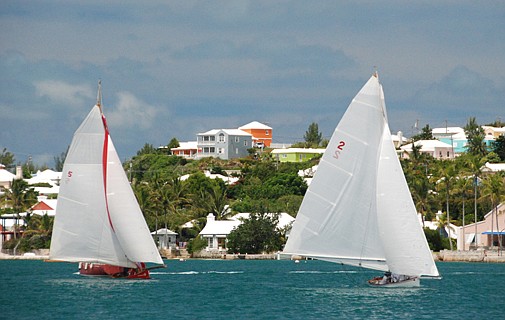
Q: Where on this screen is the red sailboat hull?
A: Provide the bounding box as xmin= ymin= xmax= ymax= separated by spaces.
xmin=78 ymin=262 xmax=151 ymax=279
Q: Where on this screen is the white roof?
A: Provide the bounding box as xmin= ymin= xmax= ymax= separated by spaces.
xmin=200 ymin=218 xmax=241 ymax=236
xmin=26 ymin=169 xmax=61 ymax=186
xmin=239 ymin=121 xmax=272 ymax=130
xmin=33 ymin=185 xmax=60 ymax=195
xmin=151 ymin=228 xmax=177 ymax=235
xmin=198 ymin=129 xmax=252 ymax=136
xmin=432 ymin=127 xmax=467 ymax=140
xmin=482 ymin=162 xmax=505 ymax=173
xmin=432 ymin=127 xmax=465 ymax=134
xmin=0 ymin=169 xmax=15 ymax=182
xmin=171 ymin=141 xmax=198 ymax=150
xmin=400 ymin=140 xmax=452 ymax=152
xmin=298 ymin=165 xmax=318 ymax=177
xmin=271 ymin=148 xmax=325 ymax=154
xmin=180 ymin=170 xmax=239 ymax=185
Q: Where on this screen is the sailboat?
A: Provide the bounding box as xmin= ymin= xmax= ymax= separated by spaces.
xmin=283 ymin=73 xmax=440 ymax=287
xmin=49 ymin=81 xmax=165 ymax=279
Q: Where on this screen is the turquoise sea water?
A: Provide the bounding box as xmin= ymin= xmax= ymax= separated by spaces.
xmin=0 ymin=259 xmax=502 ymax=319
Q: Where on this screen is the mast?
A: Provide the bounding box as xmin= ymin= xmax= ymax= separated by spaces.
xmin=96 ymin=80 xmax=102 ymax=109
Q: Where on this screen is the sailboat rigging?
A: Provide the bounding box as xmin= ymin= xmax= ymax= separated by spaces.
xmin=49 ymin=81 xmax=165 ymax=279
xmin=283 ymin=73 xmax=440 ymax=287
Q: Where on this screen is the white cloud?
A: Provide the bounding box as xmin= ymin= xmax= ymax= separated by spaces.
xmin=34 ymin=80 xmax=94 ymax=106
xmin=106 ymin=92 xmax=160 ymax=130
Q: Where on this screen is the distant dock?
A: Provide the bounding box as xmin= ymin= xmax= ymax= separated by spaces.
xmin=434 ymin=249 xmax=505 ymax=263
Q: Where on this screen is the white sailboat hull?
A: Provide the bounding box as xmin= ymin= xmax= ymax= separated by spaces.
xmin=368 ymin=276 xmax=420 ymax=288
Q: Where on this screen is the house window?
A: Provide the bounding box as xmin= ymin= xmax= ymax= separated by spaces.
xmin=219 ymin=133 xmax=225 ymax=142
xmin=447 ymin=151 xmax=450 ymax=157
xmin=235 ymin=148 xmax=239 ymax=154
xmin=282 ymin=154 xmax=287 ymax=158
xmin=244 ymin=141 xmax=248 ymax=146
xmin=210 ymin=147 xmax=215 ymax=153
xmin=265 ymin=130 xmax=269 ymax=136
xmin=218 ymin=148 xmax=224 ymax=154
xmin=235 ymin=137 xmax=240 ymax=143
xmin=439 ymin=151 xmax=442 ymax=158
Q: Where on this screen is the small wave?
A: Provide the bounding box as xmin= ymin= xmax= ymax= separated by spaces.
xmin=154 ymin=270 xmax=244 ymax=275
xmin=289 ymin=270 xmax=358 ymax=274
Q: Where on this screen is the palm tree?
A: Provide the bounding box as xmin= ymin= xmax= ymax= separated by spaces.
xmin=465 ymin=155 xmax=486 ymax=249
xmin=464 ymin=117 xmax=487 ymax=157
xmin=453 ymin=175 xmax=473 ymax=250
xmin=3 ymin=179 xmax=38 ymax=239
xmin=437 ymin=161 xmax=457 ymax=250
xmin=480 ymin=173 xmax=505 ymax=254
xmin=436 ymin=212 xmax=456 ymax=249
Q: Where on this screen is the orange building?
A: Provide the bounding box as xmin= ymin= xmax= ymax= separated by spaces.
xmin=238 ymin=121 xmax=273 ymax=147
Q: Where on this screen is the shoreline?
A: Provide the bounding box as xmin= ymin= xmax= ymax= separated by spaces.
xmin=2 ymin=250 xmax=505 ymax=263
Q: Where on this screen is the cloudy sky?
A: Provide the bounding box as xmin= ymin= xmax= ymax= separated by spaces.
xmin=1 ymin=1 xmax=504 ymax=167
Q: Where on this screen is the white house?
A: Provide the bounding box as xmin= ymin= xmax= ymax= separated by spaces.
xmin=199 ymin=213 xmax=242 ymax=251
xmin=151 ymin=228 xmax=178 ymax=249
xmin=400 ymin=139 xmax=455 ymax=159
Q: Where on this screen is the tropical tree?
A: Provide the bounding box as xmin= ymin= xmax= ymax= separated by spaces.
xmin=3 ymin=179 xmax=38 ymax=239
xmin=491 ymin=135 xmax=505 ymax=161
xmin=54 ymin=147 xmax=68 ymax=172
xmin=464 ymin=117 xmax=487 ymax=157
xmin=226 ymin=212 xmax=283 ymax=254
xmin=464 ymin=154 xmax=486 ymax=248
xmin=0 ymin=148 xmax=15 ymax=167
xmin=480 ymin=173 xmax=505 ymax=252
xmin=437 ymin=161 xmax=458 ymax=250
xmin=167 ymin=137 xmax=180 ymax=149
xmin=303 ymin=122 xmax=323 ymax=147
xmin=453 ymin=175 xmax=474 ymax=249
xmin=411 ymin=124 xmax=434 ymax=141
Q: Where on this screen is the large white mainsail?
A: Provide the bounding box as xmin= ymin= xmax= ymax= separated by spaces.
xmin=284 ymin=74 xmax=388 ymax=271
xmin=283 ymin=74 xmax=439 ymax=279
xmin=50 ymin=87 xmax=163 ymax=268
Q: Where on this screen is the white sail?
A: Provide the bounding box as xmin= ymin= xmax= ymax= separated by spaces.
xmin=284 ymin=74 xmax=439 ymax=278
xmin=376 ymin=120 xmax=439 ymax=277
xmin=284 ymin=75 xmax=388 ymax=272
xmin=50 ymin=103 xmax=163 ymax=268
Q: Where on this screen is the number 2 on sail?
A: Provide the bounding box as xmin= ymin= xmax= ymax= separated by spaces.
xmin=333 ymin=141 xmax=346 ymax=159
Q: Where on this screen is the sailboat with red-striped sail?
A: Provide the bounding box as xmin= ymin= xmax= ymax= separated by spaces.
xmin=49 ymin=81 xmax=165 ymax=279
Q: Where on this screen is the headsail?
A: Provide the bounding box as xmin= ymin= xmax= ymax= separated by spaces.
xmin=50 ymin=84 xmax=163 ymax=268
xmin=376 ymin=119 xmax=440 ymax=277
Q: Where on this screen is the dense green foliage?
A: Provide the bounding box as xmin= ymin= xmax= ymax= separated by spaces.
xmin=226 ymin=213 xmax=284 ymax=254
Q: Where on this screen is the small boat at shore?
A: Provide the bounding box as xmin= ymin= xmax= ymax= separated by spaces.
xmin=283 ymin=73 xmax=440 ymax=287
xmin=49 ymin=81 xmax=165 ymax=279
